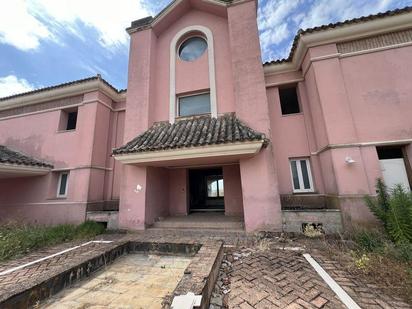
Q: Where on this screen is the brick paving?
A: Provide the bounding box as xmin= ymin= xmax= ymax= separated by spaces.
xmin=211 ymin=243 xmax=411 ymax=309
xmin=0 ymin=230 xmax=410 ymax=308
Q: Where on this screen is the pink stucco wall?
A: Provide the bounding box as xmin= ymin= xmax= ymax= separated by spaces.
xmin=223 ymin=165 xmax=243 ymax=216
xmin=0 ymin=91 xmax=124 ymax=225
xmin=228 ymin=0 xmax=282 ymax=231
xmin=145 ymin=167 xmax=170 ymax=225
xmin=150 ymin=9 xmax=236 ymax=121
xmin=169 ymin=169 xmax=188 ymax=215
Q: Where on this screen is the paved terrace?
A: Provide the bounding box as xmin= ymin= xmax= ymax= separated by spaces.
xmin=0 ymin=229 xmax=410 ymax=308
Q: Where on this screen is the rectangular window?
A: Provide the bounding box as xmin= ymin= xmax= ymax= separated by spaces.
xmin=207 ymin=176 xmax=224 ymax=197
xmin=279 ymin=86 xmax=300 ymax=115
xmin=57 ymin=172 xmax=69 ymax=197
xmin=289 ymin=158 xmax=314 ymax=193
xmin=178 ymin=93 xmax=211 ymax=117
xmin=66 ymin=111 xmax=78 ymax=130
xmin=58 ymin=107 xmax=78 ymax=131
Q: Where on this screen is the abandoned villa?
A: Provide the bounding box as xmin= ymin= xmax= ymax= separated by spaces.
xmin=1 ymin=0 xmax=412 ymax=233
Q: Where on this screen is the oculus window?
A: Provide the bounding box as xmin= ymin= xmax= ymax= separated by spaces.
xmin=279 ymin=86 xmax=300 ymax=115
xmin=178 ymin=93 xmax=211 ymax=117
xmin=179 ymin=37 xmax=207 ymax=61
xmin=289 ymin=158 xmax=314 ymax=193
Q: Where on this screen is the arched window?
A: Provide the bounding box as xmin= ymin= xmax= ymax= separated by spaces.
xmin=170 ymin=25 xmax=217 ymax=123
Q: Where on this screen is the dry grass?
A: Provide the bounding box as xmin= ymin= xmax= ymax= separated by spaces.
xmin=308 ymin=234 xmax=412 ymax=304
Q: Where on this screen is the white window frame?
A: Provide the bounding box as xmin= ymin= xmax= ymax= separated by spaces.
xmin=177 ymin=91 xmax=211 ymax=117
xmin=177 ymin=35 xmax=207 ymax=62
xmin=57 ymin=172 xmax=69 ymax=198
xmin=289 ymin=158 xmax=314 ymax=193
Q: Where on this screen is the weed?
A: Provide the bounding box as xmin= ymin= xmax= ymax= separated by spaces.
xmin=0 ymin=221 xmax=105 ymax=262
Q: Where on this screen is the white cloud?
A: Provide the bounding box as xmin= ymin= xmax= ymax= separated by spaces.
xmin=0 ymin=0 xmax=53 ymax=50
xmin=0 ymin=0 xmax=151 ymax=51
xmin=299 ymin=0 xmax=399 ymax=30
xmin=0 ymin=75 xmax=35 ymax=97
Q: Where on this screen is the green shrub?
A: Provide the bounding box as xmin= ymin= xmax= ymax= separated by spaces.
xmin=353 ymin=229 xmax=386 ymax=252
xmin=0 ymin=221 xmax=105 ymax=262
xmin=365 ymin=179 xmax=412 ymax=244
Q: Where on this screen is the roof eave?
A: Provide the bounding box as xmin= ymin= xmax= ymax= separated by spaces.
xmin=126 ymin=0 xmax=232 ymax=35
xmin=264 ymin=10 xmax=412 ymax=75
xmin=0 ymin=79 xmax=126 ymax=112
xmin=113 ymin=140 xmax=264 ymax=165
xmin=0 ymin=163 xmax=52 ymax=178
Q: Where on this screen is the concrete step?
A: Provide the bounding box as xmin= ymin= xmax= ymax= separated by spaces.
xmin=152 ymin=214 xmax=244 ymax=230
xmin=152 ymin=220 xmax=244 ymax=230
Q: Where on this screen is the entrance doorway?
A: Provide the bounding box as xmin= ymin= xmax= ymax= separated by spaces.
xmin=377 ymin=146 xmax=411 ymax=191
xmin=189 ymin=168 xmax=224 ymax=212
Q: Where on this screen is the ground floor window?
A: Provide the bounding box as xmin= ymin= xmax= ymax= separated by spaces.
xmin=57 ymin=172 xmax=69 ymax=197
xmin=377 ymin=145 xmax=411 ymax=191
xmin=289 ymin=158 xmax=314 ymax=193
xmin=207 ymin=176 xmax=224 ymax=197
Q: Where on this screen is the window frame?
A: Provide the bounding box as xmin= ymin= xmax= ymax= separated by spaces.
xmin=57 ymin=172 xmax=69 ymax=198
xmin=278 ymin=85 xmax=301 ymax=116
xmin=177 ymin=35 xmax=208 ymax=62
xmin=289 ymin=158 xmax=314 ymax=193
xmin=207 ymin=175 xmax=224 ymax=198
xmin=177 ymin=91 xmax=211 ymax=117
xmin=58 ymin=107 xmax=78 ymax=132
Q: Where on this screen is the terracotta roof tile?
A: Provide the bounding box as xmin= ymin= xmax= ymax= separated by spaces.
xmin=0 ymin=145 xmax=54 ymax=169
xmin=113 ymin=113 xmax=266 ymax=155
xmin=264 ymin=6 xmax=412 ymax=66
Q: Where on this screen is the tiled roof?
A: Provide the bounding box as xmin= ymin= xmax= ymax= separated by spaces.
xmin=0 ymin=75 xmax=122 ymax=102
xmin=113 ymin=113 xmax=266 ymax=155
xmin=264 ymin=6 xmax=412 ymax=66
xmin=0 ymin=145 xmax=54 ymax=169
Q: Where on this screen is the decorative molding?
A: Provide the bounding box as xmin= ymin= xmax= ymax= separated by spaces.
xmin=265 ymin=78 xmax=304 ymax=88
xmin=310 ymin=138 xmax=412 ymax=155
xmin=113 ymin=141 xmax=264 ymax=164
xmin=169 ymin=25 xmax=217 ymax=123
xmin=0 ymin=98 xmax=125 ymax=121
xmin=0 ymin=79 xmax=126 ymax=112
xmin=0 ymin=95 xmax=83 ymax=118
xmin=52 ymin=165 xmax=112 ymax=172
xmin=337 ymin=29 xmax=412 ymax=53
xmin=264 ymin=12 xmax=412 ymax=75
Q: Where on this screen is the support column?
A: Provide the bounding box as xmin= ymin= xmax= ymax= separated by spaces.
xmin=118 ymin=165 xmax=147 ymax=230
xmin=228 ymin=0 xmax=282 ymax=231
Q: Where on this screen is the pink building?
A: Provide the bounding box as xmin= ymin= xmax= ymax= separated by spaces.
xmin=1 ymin=1 xmax=412 ymax=233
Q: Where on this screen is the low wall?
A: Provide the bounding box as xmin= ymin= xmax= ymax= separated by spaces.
xmin=0 ymin=203 xmax=86 ymax=225
xmin=282 ymin=210 xmax=343 ymax=234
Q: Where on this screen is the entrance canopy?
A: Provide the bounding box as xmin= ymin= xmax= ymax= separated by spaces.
xmin=0 ymin=145 xmax=53 ymax=178
xmin=113 ymin=113 xmax=268 ymax=167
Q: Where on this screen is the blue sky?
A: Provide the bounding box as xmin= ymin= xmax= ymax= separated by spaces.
xmin=0 ymin=0 xmax=411 ymax=97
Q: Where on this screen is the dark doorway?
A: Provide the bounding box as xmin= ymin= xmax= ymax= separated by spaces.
xmin=189 ymin=168 xmax=224 ymax=212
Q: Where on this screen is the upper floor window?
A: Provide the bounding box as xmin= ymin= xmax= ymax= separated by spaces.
xmin=178 ymin=37 xmax=207 ymax=62
xmin=279 ymin=86 xmax=300 ymax=115
xmin=178 ymin=93 xmax=210 ymax=117
xmin=58 ymin=107 xmax=78 ymax=131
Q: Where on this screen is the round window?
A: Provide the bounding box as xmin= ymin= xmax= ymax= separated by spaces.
xmin=178 ymin=37 xmax=207 ymax=61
